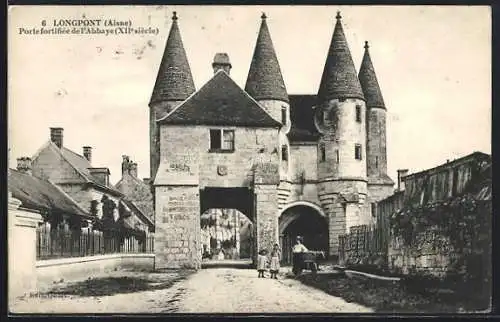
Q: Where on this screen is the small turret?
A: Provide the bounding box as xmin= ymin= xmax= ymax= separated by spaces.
xmin=245 ymin=12 xmax=291 ymax=181
xmin=315 ymin=12 xmax=368 ymax=259
xmin=359 ymin=41 xmax=393 ymax=186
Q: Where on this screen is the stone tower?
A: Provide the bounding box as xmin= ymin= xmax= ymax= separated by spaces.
xmin=359 ymin=41 xmax=395 ymax=203
xmin=315 ymin=12 xmax=368 ymax=256
xmin=149 ymin=11 xmax=196 ymax=182
xmin=245 ymin=13 xmax=290 ymax=178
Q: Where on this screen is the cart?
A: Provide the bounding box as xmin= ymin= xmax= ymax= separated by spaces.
xmin=292 ymin=251 xmax=325 ymax=276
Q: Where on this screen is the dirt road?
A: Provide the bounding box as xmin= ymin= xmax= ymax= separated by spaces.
xmin=175 ymin=268 xmax=372 ymax=313
xmin=11 ymin=268 xmax=372 ymax=314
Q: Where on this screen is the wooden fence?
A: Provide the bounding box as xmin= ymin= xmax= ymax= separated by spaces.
xmin=36 ymin=223 xmax=154 ymax=260
xmin=338 ymin=225 xmax=389 ymax=267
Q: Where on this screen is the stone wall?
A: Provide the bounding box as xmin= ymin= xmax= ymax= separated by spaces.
xmin=366 ymin=108 xmax=388 ymax=178
xmin=154 ymin=186 xmax=201 ymax=269
xmin=58 ymin=184 xmax=121 ymax=220
xmin=255 ymin=184 xmax=279 ymax=254
xmin=388 ymin=203 xmax=491 ymax=281
xmin=8 ymin=196 xmax=43 ymax=304
xmin=35 ymin=254 xmax=155 ymax=292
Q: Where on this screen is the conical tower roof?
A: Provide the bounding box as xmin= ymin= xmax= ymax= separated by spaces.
xmin=245 ymin=13 xmax=289 ymax=103
xmin=318 ymin=12 xmax=364 ymax=102
xmin=359 ymin=41 xmax=386 ymax=109
xmin=149 ymin=12 xmax=195 ymax=106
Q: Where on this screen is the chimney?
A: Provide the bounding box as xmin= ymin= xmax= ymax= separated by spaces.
xmin=212 ymin=53 xmax=232 ymax=75
xmin=16 ymin=157 xmax=32 ymax=175
xmin=397 ymin=169 xmax=409 ymax=191
xmin=50 ymin=127 xmax=64 ymax=148
xmin=121 ymin=155 xmax=130 ymax=176
xmin=83 ymin=146 xmax=92 ymax=163
xmin=129 ymin=162 xmax=138 ymax=178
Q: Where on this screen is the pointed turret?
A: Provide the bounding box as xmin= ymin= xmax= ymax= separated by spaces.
xmin=149 ymin=11 xmax=195 ymax=106
xmin=245 ymin=13 xmax=289 ymax=103
xmin=317 ymin=12 xmax=364 ymax=102
xmin=359 ymin=41 xmax=385 ymax=109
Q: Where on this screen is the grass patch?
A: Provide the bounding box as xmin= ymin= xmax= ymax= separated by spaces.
xmin=295 ymin=272 xmax=490 ymax=313
xmin=44 ymin=270 xmax=194 ymax=298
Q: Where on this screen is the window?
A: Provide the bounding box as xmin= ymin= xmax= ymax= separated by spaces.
xmin=355 ymin=105 xmax=362 ymax=123
xmin=371 ymin=203 xmax=377 ymax=218
xmin=281 ymin=106 xmax=287 ymax=125
xmin=375 ymin=156 xmax=379 ymax=169
xmin=335 ymin=150 xmax=339 ymax=163
xmin=355 ymin=144 xmax=362 ymax=160
xmin=209 ymin=129 xmax=234 ymax=152
xmin=319 ymin=144 xmax=326 ymax=162
xmin=281 ymin=145 xmax=288 ymax=161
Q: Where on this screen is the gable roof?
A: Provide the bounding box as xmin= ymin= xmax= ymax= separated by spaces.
xmin=9 ymin=169 xmax=92 ymax=219
xmin=158 ymin=70 xmax=281 ymax=127
xmin=33 ymin=141 xmax=123 ymax=196
xmin=287 ymin=95 xmax=320 ymax=142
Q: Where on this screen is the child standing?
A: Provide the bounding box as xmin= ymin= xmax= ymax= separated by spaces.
xmin=257 ymin=249 xmax=267 ymax=278
xmin=269 ymin=243 xmax=281 ymax=279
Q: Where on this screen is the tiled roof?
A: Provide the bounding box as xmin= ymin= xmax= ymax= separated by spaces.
xmin=318 ymin=13 xmax=365 ymax=102
xmin=158 ymin=70 xmax=281 ymax=127
xmin=121 ymin=199 xmax=155 ymax=231
xmin=149 ymin=12 xmax=196 ymax=105
xmin=245 ymin=13 xmax=289 ymax=103
xmin=9 ymin=169 xmax=91 ymax=219
xmin=61 ymin=147 xmax=93 ymax=178
xmin=359 ymin=42 xmax=385 ymax=109
xmin=58 ymin=146 xmax=122 ymax=196
xmin=287 ymin=95 xmax=320 ymax=142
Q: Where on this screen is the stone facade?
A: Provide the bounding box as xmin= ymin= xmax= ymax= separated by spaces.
xmin=150 ymin=12 xmax=395 ymax=268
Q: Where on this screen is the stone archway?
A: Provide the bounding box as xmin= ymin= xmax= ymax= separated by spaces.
xmin=279 ymin=202 xmax=329 ymax=265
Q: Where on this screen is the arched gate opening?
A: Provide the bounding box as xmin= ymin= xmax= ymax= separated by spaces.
xmin=279 ymin=203 xmax=329 ymax=265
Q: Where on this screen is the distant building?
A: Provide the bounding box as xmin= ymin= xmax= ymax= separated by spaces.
xmin=115 ymin=155 xmax=154 ymax=225
xmin=25 ymin=127 xmax=154 ymax=242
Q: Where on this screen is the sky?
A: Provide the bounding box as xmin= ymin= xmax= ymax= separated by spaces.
xmin=8 ymin=5 xmax=491 ymax=185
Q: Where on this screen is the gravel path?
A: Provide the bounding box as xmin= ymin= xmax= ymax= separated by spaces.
xmin=10 ymin=268 xmax=372 ymax=314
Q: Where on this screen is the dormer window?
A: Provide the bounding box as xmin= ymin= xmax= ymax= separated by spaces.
xmin=281 ymin=106 xmax=287 ymax=125
xmin=210 ymin=129 xmax=234 ymax=152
